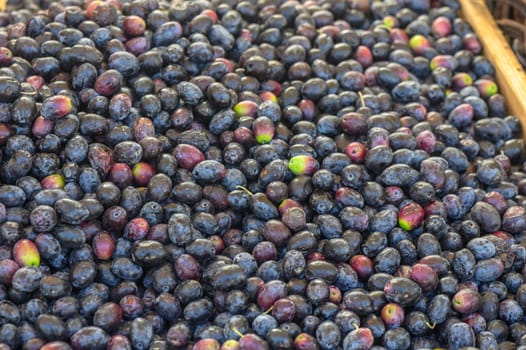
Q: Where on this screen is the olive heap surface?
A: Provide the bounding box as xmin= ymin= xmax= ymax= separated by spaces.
xmin=0 ymin=0 xmax=525 ymax=350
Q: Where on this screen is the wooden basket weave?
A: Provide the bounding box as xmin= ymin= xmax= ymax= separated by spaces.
xmin=485 ymin=0 xmax=526 ymax=66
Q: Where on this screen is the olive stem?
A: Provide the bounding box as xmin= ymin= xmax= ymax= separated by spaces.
xmin=232 ymin=327 xmax=244 ymax=338
xmin=426 ymin=321 xmax=436 ymax=329
xmin=236 ymin=185 xmax=254 ymax=197
xmin=358 ymin=91 xmax=365 ymax=108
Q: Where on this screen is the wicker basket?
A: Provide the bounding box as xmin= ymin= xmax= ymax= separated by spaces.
xmin=485 ymin=0 xmax=526 ymax=66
